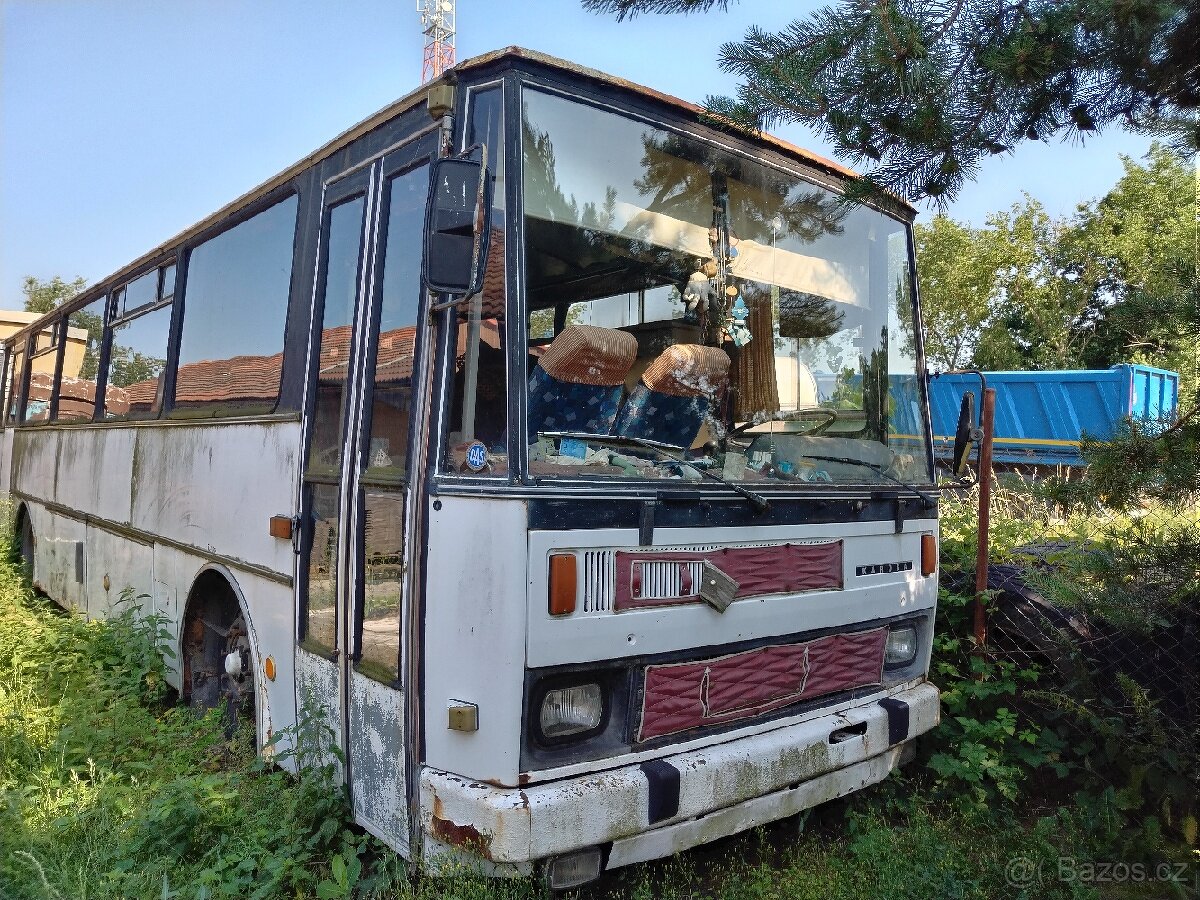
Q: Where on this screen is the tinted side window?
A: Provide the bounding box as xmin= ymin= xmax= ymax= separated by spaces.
xmin=440 ymin=86 xmax=509 ymax=475
xmin=5 ymin=347 xmax=25 ymax=424
xmin=174 ymin=195 xmax=298 ymax=416
xmin=306 ymin=196 xmax=367 ymax=477
xmin=364 ymin=163 xmax=429 ymax=480
xmin=26 ymin=326 xmax=58 ymax=423
xmin=105 ymin=306 xmax=172 ymax=419
xmin=54 ymin=297 xmax=107 ymax=423
xmin=115 ymin=269 xmax=158 ymax=316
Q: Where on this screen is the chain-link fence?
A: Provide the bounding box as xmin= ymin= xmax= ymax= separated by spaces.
xmin=942 ymin=461 xmax=1199 ymax=807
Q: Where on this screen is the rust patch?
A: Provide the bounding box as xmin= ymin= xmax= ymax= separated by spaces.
xmin=517 ymin=790 xmax=529 ymax=810
xmin=430 ymin=814 xmax=493 ymax=860
xmin=430 ymin=794 xmax=494 ymax=858
xmin=518 ymin=772 xmax=532 ymax=786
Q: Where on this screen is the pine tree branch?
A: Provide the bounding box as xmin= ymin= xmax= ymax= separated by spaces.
xmin=593 ymin=0 xmax=1199 ymax=204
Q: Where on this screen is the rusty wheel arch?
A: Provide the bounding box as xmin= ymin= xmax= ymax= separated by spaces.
xmin=180 ymin=566 xmax=260 ymax=740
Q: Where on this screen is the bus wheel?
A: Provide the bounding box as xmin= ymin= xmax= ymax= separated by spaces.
xmin=182 ymin=582 xmax=256 ymax=735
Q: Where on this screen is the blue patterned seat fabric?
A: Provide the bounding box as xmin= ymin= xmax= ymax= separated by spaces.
xmin=527 ymin=366 xmax=624 ymax=441
xmin=614 ymin=387 xmax=711 ymax=448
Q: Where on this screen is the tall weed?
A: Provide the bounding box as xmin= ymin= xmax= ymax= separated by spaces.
xmin=0 ymin=554 xmax=376 ymax=899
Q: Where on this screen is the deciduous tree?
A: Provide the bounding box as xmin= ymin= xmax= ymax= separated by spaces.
xmin=1068 ymin=145 xmax=1198 ymax=384
xmin=914 ymin=216 xmax=999 ymax=370
xmin=916 ymin=146 xmax=1196 ymax=387
xmin=20 ymin=276 xmax=86 ymax=314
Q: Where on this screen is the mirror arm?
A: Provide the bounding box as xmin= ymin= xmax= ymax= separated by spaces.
xmin=430 ymin=292 xmax=478 ymax=313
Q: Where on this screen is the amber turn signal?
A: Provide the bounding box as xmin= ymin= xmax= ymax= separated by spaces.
xmin=921 ymin=533 xmax=938 ymax=576
xmin=548 ymin=553 xmax=578 ymax=616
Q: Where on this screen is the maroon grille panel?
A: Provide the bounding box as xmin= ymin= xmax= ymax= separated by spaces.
xmin=614 ymin=541 xmax=842 ymax=611
xmin=637 ymin=627 xmax=887 ymax=742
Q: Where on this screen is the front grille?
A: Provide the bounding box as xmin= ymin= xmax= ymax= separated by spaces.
xmin=637 ymin=627 xmax=888 ymax=742
xmin=577 ymin=540 xmax=836 ymax=616
xmin=580 ymin=550 xmax=613 ymax=612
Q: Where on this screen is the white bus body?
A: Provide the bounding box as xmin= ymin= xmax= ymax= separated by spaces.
xmin=2 ymin=48 xmax=940 ymax=886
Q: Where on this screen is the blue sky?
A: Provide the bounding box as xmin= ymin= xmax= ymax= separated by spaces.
xmin=1 ymin=0 xmax=1152 ymax=304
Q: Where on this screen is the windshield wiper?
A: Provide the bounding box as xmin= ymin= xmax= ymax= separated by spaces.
xmin=793 ymin=455 xmax=936 ymax=509
xmin=542 ymin=432 xmax=771 ymax=515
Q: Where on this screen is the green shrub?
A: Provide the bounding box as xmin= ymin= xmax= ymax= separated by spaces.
xmin=0 ymin=559 xmax=386 ymax=899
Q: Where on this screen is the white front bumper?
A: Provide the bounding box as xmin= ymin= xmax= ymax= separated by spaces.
xmin=421 ymin=681 xmax=939 ymax=869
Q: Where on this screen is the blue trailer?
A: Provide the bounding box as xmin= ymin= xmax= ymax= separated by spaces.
xmin=916 ymin=365 xmax=1180 ymax=467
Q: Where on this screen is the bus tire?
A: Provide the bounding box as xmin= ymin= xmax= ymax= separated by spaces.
xmin=181 ymin=572 xmax=256 ymax=735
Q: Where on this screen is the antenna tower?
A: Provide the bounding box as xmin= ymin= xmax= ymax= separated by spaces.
xmin=418 ymin=0 xmax=455 ymax=83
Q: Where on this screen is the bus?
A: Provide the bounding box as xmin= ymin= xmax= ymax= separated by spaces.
xmin=0 ymin=47 xmax=941 ymax=889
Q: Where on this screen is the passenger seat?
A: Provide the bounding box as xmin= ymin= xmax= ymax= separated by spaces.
xmin=614 ymin=344 xmax=730 ymax=448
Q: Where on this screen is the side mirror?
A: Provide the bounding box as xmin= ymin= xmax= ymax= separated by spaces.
xmin=423 ymin=155 xmax=493 ymax=297
xmin=952 ymin=391 xmax=977 ymax=476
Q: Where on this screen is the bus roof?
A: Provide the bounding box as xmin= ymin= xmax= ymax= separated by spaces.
xmin=10 ymin=47 xmax=907 ymax=343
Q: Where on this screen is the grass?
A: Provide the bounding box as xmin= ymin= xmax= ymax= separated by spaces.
xmin=1 ymin=508 xmax=1195 ymax=898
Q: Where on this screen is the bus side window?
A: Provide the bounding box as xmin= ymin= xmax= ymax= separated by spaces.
xmin=25 ymin=325 xmax=58 ymax=423
xmin=5 ymin=346 xmax=25 ymax=425
xmin=441 ymin=85 xmax=509 ymax=476
xmin=104 ymin=264 xmax=175 ymax=421
xmin=53 ymin=296 xmax=107 ymax=423
xmin=173 ymin=194 xmax=298 ymax=417
xmin=104 ymin=304 xmax=171 ymax=420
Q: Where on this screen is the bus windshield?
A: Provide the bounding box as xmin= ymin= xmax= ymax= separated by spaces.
xmin=521 ymin=88 xmax=931 ymax=487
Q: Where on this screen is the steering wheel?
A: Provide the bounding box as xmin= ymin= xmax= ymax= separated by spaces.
xmin=726 ymin=407 xmax=839 ymax=442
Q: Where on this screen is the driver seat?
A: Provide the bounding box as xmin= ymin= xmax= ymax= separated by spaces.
xmin=526 ymin=324 xmax=638 ymax=441
xmin=614 ymin=344 xmax=730 ymax=448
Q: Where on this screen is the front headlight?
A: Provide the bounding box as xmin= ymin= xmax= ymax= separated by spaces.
xmin=885 ymin=624 xmax=919 ymax=667
xmin=539 ymin=683 xmax=604 ymax=739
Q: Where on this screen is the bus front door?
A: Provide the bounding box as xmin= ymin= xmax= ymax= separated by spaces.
xmin=297 ymin=133 xmax=435 ymax=853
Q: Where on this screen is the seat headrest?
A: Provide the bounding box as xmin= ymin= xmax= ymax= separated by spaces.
xmin=538 ymin=324 xmax=637 ymax=386
xmin=641 ymin=344 xmax=730 ymax=397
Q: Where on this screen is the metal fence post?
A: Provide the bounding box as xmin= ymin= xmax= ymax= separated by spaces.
xmin=974 ymin=388 xmax=996 ymax=650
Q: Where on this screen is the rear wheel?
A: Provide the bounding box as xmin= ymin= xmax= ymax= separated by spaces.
xmin=16 ymin=512 xmax=34 ymax=581
xmin=182 ymin=579 xmax=256 ymax=735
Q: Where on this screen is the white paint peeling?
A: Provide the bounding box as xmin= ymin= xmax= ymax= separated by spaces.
xmin=421 ymin=681 xmax=938 ymax=867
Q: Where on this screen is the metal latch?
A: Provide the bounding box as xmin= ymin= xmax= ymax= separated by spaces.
xmin=448 ymin=700 xmax=479 ymax=732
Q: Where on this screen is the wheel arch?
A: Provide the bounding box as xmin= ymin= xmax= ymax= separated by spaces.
xmin=12 ymin=500 xmax=35 ymax=578
xmin=180 ymin=563 xmax=268 ymax=747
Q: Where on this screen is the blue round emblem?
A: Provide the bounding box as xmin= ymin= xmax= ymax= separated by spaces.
xmin=465 ymin=441 xmax=488 ymax=471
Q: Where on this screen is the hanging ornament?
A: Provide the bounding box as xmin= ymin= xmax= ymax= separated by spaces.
xmin=727 ymin=296 xmax=752 ymax=347
xmin=683 ymin=270 xmax=716 ymax=324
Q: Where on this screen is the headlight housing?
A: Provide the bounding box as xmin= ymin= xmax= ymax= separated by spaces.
xmin=539 ymin=682 xmax=604 ymax=740
xmin=885 ymin=624 xmax=919 ymax=667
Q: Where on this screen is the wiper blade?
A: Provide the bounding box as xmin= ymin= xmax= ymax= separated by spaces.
xmin=541 ymin=431 xmax=771 ymax=515
xmin=795 ymin=455 xmax=936 ymax=509
xmin=542 ymin=431 xmax=685 ymax=453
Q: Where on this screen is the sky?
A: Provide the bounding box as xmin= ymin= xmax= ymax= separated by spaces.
xmin=0 ymin=0 xmax=1154 ymax=305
